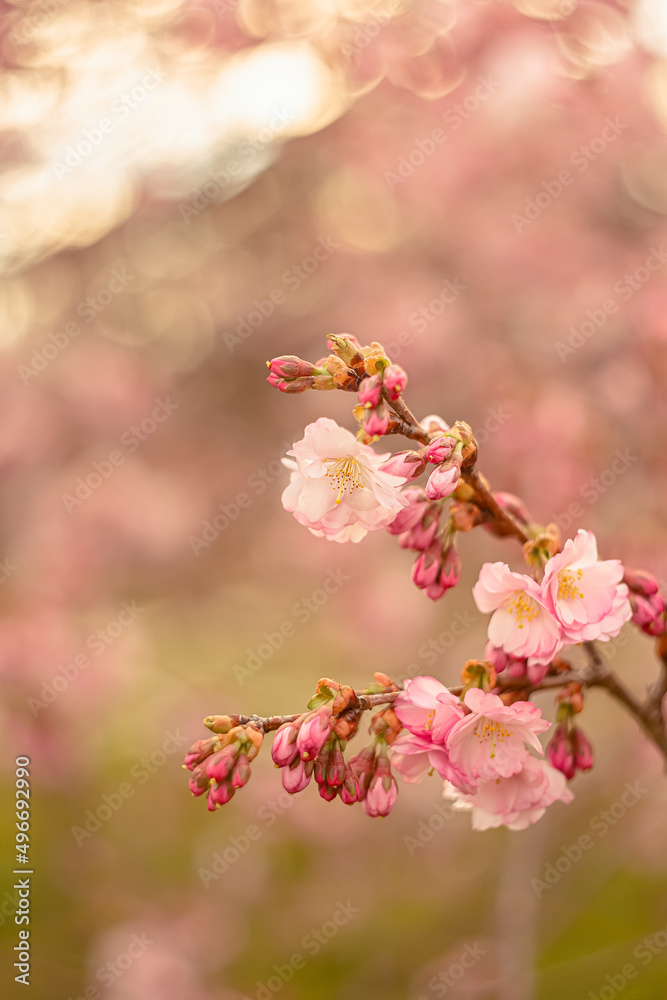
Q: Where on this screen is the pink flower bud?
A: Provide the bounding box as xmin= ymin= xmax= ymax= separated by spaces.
xmin=412 ymin=542 xmax=442 ymax=590
xmin=363 ymin=403 xmax=390 ymax=436
xmin=492 ymin=492 xmax=532 ymax=526
xmin=207 ymin=779 xmax=235 ymax=810
xmin=184 ymin=737 xmax=219 ymax=771
xmin=363 ymin=757 xmax=397 ymax=817
xmin=340 ymin=763 xmax=361 ymax=804
xmin=188 ymin=765 xmax=210 ymax=797
xmin=572 ymin=727 xmax=594 ymax=772
xmin=318 ymin=782 xmax=338 ymax=802
xmin=314 ymin=745 xmax=333 ymax=785
xmin=297 ymin=706 xmax=332 ymax=760
xmin=231 ymin=753 xmax=252 ymax=789
xmin=547 ymin=724 xmax=576 ymax=780
xmin=282 ymin=757 xmax=313 ymax=794
xmin=623 ymin=568 xmax=660 ymax=598
xmin=382 ymin=364 xmax=407 ymax=401
xmin=268 ymin=356 xmax=317 ymax=379
xmin=327 ymin=748 xmax=346 ymax=787
xmin=358 ymin=374 xmax=383 ymax=408
xmin=386 ymin=489 xmax=428 ymax=535
xmin=271 ymin=724 xmax=300 ymax=767
xmin=631 ymin=593 xmax=666 ymax=636
xmin=399 ymin=511 xmax=439 ymax=552
xmin=484 ymin=642 xmax=509 ymax=673
xmin=206 ymin=745 xmax=237 ymax=782
xmin=426 ymin=436 xmax=455 ymax=465
xmin=380 ymin=450 xmax=427 ymax=481
xmin=267 ymin=372 xmax=314 ymax=394
xmin=425 ymin=460 xmax=461 ymax=501
xmin=508 ymin=659 xmax=529 ymax=679
xmin=424 ymin=545 xmax=461 ymax=600
xmin=349 ymin=747 xmax=377 ymax=801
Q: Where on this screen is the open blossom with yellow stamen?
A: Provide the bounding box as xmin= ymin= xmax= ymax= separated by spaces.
xmin=281 ymin=417 xmax=408 ymax=543
xmin=447 ymin=689 xmax=551 ymax=782
xmin=473 ymin=563 xmax=563 ymax=664
xmin=541 ymin=529 xmax=631 ymax=643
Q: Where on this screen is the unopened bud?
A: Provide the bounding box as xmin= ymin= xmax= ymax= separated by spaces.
xmin=382 ymin=364 xmax=407 ymax=401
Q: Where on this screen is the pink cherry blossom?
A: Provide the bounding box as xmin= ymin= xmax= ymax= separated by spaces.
xmin=281 ymin=417 xmax=407 ymax=543
xmin=394 ymin=676 xmax=464 ymax=742
xmin=391 ymin=731 xmax=476 ymax=791
xmin=447 ymin=688 xmax=550 ymax=782
xmin=541 ymin=529 xmax=632 ymax=643
xmin=446 ymin=756 xmax=573 ymax=831
xmin=473 ymin=562 xmax=563 ymax=664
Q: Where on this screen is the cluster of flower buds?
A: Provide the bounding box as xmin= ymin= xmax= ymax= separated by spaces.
xmin=184 ymin=720 xmax=264 ymax=811
xmin=547 ymin=683 xmax=593 ymax=780
xmin=186 ymin=676 xmax=403 ymax=817
xmin=385 ymin=487 xmax=461 ymax=600
xmin=412 ymin=538 xmax=461 ymax=601
xmin=356 ymin=361 xmax=407 ymax=438
xmin=425 ymin=434 xmax=462 ymax=500
xmin=267 ymin=335 xmax=407 ymax=401
xmin=349 ymin=745 xmax=398 ymax=817
xmin=623 ymin=569 xmax=666 ymax=637
xmin=483 ymin=643 xmax=571 ymax=688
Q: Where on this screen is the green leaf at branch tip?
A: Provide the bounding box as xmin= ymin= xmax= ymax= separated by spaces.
xmin=307 ymin=690 xmax=334 ymax=711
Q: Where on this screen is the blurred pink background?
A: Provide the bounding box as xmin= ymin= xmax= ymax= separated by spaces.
xmin=1 ymin=0 xmax=667 ymax=997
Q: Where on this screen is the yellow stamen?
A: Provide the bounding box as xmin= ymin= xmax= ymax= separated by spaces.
xmin=475 ymin=718 xmax=513 ymax=758
xmin=324 ymin=457 xmax=364 ymax=505
xmin=504 ymin=591 xmax=539 ymax=630
xmin=557 ymin=568 xmax=584 ymax=601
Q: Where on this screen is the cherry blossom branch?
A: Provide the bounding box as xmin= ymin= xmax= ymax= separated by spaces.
xmin=186 ymin=338 xmax=667 ymax=825
xmin=384 ymin=394 xmax=430 ymax=444
xmin=582 ymin=641 xmax=667 ymax=760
